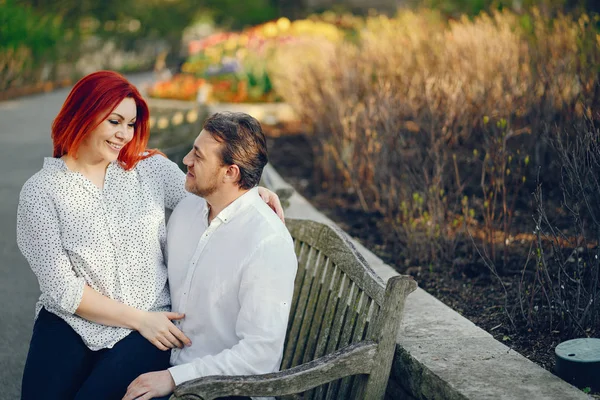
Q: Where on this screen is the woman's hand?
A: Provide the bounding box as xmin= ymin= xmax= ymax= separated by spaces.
xmin=135 ymin=311 xmax=192 ymax=351
xmin=258 ymin=187 xmax=285 ymax=222
xmin=75 ymin=286 xmax=191 ymax=351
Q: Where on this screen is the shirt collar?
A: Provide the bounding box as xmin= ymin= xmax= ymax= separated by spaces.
xmin=202 ymin=187 xmax=260 ymax=225
xmin=43 ymin=157 xmax=68 ymax=171
xmin=43 ymin=157 xmax=119 ymax=173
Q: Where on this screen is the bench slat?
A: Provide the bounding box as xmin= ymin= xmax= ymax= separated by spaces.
xmin=300 ymin=257 xmax=336 ymax=400
xmin=285 ymin=239 xmax=307 ymax=344
xmin=285 ymin=220 xmax=386 ymax=305
xmin=323 ymin=271 xmax=352 ymax=356
xmin=282 ymin=242 xmax=316 ymax=370
xmin=325 ymin=281 xmax=362 ymax=399
xmin=333 ymin=287 xmax=369 ymax=399
xmin=289 ymin=249 xmax=328 ymax=369
xmin=309 ymin=264 xmax=343 ymax=400
xmin=344 ymin=295 xmax=374 ymax=398
xmin=302 ymin=256 xmax=334 ymax=364
xmin=288 ymin=238 xmax=304 ymax=312
xmin=312 ymin=264 xmax=342 ymax=360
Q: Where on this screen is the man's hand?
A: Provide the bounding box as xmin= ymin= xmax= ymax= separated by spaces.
xmin=258 ymin=187 xmax=284 ymax=222
xmin=122 ymin=370 xmax=175 ymax=400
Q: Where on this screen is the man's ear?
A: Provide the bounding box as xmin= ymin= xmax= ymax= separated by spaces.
xmin=223 ymin=164 xmax=240 ymax=184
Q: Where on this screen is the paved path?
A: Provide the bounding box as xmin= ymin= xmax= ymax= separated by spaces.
xmin=0 ymin=72 xmax=154 ymax=399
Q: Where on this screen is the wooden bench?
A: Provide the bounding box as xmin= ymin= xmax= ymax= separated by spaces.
xmin=171 ymin=218 xmax=417 ymax=400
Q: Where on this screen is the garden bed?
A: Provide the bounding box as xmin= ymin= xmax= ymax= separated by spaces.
xmin=265 ymin=130 xmax=597 ymax=390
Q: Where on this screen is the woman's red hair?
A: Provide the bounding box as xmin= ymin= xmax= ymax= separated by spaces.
xmin=52 ymin=70 xmax=160 ymax=170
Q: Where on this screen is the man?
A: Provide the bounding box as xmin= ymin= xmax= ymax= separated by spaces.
xmin=123 ymin=112 xmax=298 ymax=400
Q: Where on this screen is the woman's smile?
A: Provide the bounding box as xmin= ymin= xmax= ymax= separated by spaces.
xmin=106 ymin=140 xmax=124 ymax=152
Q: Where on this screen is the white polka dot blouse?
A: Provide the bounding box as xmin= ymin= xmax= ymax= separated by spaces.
xmin=16 ymin=155 xmax=188 ymax=350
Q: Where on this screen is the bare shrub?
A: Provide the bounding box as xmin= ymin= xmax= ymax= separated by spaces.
xmin=270 ymin=8 xmax=600 ymax=270
xmin=527 ymin=119 xmax=600 ymax=336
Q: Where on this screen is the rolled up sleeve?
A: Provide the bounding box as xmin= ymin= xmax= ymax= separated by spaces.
xmin=156 ymin=155 xmax=188 ymax=210
xmin=16 ymin=186 xmax=85 ymax=314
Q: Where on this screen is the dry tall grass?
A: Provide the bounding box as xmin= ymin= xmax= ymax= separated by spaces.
xmin=270 ymin=8 xmax=600 ymax=266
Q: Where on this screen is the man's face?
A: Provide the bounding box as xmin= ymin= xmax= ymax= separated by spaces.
xmin=182 ymin=129 xmax=226 ymax=198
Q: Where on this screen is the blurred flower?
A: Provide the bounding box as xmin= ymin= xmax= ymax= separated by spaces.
xmin=276 ymin=17 xmax=291 ymax=32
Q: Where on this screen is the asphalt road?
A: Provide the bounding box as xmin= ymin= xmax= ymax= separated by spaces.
xmin=0 ymin=72 xmax=155 ymax=399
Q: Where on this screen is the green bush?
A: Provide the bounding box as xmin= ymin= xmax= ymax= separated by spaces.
xmin=0 ymin=0 xmax=64 ymax=88
xmin=407 ymin=0 xmax=598 ymax=17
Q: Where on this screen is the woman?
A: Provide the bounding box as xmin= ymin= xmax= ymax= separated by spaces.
xmin=16 ymin=70 xmax=283 ymax=400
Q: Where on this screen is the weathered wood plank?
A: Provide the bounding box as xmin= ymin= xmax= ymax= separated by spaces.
xmin=302 ymin=256 xmax=334 ymax=364
xmin=290 ymin=249 xmax=327 ymax=369
xmin=319 ymin=273 xmax=353 ymax=400
xmin=285 ymin=239 xmax=307 ymax=344
xmin=301 ymin=256 xmax=335 ymax=400
xmin=278 ymin=395 xmax=303 ymax=400
xmin=335 ymin=289 xmax=369 ymax=399
xmin=363 ymin=276 xmax=418 ymax=399
xmin=288 ymin=238 xmax=304 ymax=314
xmin=285 ymin=219 xmax=386 ymax=305
xmin=344 ymin=296 xmax=374 ymax=398
xmin=365 ymin=301 xmax=381 ymax=339
xmin=310 ymin=264 xmax=343 ymax=400
xmin=325 ymin=283 xmax=362 ymax=400
xmin=282 ymin=243 xmax=317 ymax=370
xmin=323 ymin=272 xmax=352 ymax=355
xmin=312 ymin=264 xmax=342 ymax=360
xmin=171 ymin=341 xmax=378 ymax=400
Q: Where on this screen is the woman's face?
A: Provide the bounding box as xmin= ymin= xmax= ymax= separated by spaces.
xmin=78 ymin=97 xmax=137 ymax=164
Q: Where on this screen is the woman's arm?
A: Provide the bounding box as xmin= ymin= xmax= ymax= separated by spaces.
xmin=258 ymin=187 xmax=284 ymax=222
xmin=77 ymin=286 xmax=191 ymax=350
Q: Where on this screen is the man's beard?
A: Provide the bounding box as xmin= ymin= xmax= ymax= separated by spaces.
xmin=187 ymin=177 xmax=218 ymax=198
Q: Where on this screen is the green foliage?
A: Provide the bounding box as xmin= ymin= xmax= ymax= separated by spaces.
xmin=0 ymin=0 xmax=63 ymax=58
xmin=126 ymin=0 xmax=200 ymax=41
xmin=11 ymin=0 xmax=282 ymax=63
xmin=17 ymin=0 xmax=201 ymax=48
xmin=202 ymin=0 xmax=279 ymax=30
xmin=0 ymin=0 xmax=67 ymax=89
xmin=410 ymin=0 xmax=494 ymax=16
xmin=407 ymin=0 xmax=596 ymax=17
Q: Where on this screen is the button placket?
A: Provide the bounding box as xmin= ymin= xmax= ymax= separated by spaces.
xmin=179 ymin=221 xmax=221 ymax=314
xmin=103 ymin=190 xmax=126 ymax=297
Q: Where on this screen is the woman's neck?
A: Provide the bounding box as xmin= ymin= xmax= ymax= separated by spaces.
xmin=62 ymin=154 xmax=110 ymax=189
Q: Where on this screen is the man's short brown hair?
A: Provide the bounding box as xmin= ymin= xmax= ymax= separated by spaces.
xmin=203 ymin=112 xmax=268 ymax=189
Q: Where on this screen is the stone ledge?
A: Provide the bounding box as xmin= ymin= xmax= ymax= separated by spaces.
xmin=262 ymin=164 xmax=589 ymax=400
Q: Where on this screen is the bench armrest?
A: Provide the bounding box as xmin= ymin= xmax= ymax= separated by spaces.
xmin=171 ymin=341 xmax=377 ymax=400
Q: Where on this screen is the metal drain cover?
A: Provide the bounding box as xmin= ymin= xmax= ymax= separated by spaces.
xmin=555 ymin=338 xmax=600 ymax=391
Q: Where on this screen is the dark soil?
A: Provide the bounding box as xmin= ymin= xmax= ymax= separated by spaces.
xmin=266 ymin=129 xmax=597 ymax=393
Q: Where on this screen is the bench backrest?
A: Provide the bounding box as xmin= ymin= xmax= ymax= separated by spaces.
xmin=281 ymin=219 xmax=415 ymax=399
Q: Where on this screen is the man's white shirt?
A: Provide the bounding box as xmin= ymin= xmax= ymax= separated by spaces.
xmin=166 ymin=187 xmax=298 ymax=385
